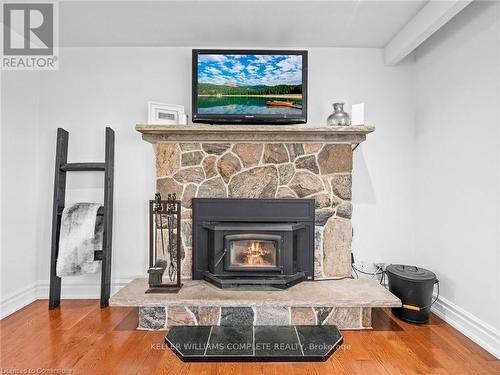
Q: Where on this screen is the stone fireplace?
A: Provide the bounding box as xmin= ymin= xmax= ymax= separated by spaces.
xmin=137 ymin=124 xmax=375 ymax=282
xmin=111 ymin=124 xmax=400 ymax=331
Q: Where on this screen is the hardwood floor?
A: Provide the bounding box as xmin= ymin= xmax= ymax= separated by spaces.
xmin=1 ymin=300 xmax=498 ymax=374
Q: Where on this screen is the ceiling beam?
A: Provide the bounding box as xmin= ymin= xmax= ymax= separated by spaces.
xmin=384 ymin=0 xmax=473 ymax=66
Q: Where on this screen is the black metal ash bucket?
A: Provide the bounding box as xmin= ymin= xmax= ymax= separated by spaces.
xmin=386 ymin=264 xmax=439 ymax=324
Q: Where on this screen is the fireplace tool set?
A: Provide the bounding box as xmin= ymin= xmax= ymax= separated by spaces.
xmin=147 ymin=193 xmax=183 ymax=293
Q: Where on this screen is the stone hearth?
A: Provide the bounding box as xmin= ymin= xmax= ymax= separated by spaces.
xmin=136 ymin=124 xmax=375 ymax=280
xmin=110 ymin=278 xmax=400 ymax=330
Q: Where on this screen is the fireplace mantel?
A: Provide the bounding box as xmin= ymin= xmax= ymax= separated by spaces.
xmin=135 ymin=124 xmax=374 ymax=144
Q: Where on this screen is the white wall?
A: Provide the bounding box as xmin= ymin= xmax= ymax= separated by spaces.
xmin=1 ymin=72 xmax=41 ymax=317
xmin=414 ymin=0 xmax=500 ymax=353
xmin=0 ymin=47 xmax=417 ymax=304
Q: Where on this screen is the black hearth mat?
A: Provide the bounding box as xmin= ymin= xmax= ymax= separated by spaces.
xmin=165 ymin=325 xmax=343 ymax=362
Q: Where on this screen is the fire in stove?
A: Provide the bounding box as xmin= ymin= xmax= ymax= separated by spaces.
xmin=230 ymin=239 xmax=277 ymax=268
xmin=244 ymin=241 xmax=273 ymax=265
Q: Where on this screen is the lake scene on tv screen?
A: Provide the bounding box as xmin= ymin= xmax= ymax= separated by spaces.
xmin=197 ymin=54 xmax=303 ymax=115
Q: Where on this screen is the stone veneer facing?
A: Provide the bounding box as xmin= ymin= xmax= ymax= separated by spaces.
xmin=138 ymin=306 xmax=371 ymax=330
xmin=155 ymin=142 xmax=353 ymax=279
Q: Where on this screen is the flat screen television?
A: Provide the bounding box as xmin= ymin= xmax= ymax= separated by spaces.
xmin=192 ymin=49 xmax=307 ymax=124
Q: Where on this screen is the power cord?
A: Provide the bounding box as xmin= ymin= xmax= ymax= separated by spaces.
xmin=313 ymin=267 xmax=383 ymax=282
xmin=352 ymin=265 xmax=384 ymax=276
xmin=313 ymin=275 xmax=355 ymax=281
xmin=352 ymin=267 xmax=359 ymax=279
xmin=380 ymin=269 xmax=386 ymax=286
xmin=352 ymin=264 xmax=386 ymax=285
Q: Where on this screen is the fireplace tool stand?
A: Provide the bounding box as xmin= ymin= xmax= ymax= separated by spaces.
xmin=146 ymin=193 xmax=183 ymax=293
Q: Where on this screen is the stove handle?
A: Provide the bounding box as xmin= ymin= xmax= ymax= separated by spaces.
xmin=214 ymin=248 xmax=228 ymax=268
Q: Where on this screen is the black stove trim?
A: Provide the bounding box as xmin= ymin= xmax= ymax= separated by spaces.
xmin=192 ymin=198 xmax=315 ymax=281
xmin=203 ymin=271 xmax=306 ymax=289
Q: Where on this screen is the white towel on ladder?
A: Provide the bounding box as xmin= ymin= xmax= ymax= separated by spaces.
xmin=56 ymin=203 xmax=103 ymax=276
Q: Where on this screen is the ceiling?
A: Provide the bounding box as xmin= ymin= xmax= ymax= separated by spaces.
xmin=59 ymin=0 xmax=429 ymax=47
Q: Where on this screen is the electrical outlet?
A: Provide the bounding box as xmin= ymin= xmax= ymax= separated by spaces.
xmin=374 ymin=259 xmax=385 ymax=271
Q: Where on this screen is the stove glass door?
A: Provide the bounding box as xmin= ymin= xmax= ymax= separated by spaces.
xmin=225 ymin=233 xmax=281 ymax=271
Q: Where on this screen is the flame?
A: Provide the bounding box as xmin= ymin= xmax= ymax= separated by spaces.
xmin=243 ymin=241 xmax=273 ymax=265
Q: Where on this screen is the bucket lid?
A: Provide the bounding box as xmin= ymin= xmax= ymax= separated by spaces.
xmin=385 ymin=264 xmax=436 ymax=282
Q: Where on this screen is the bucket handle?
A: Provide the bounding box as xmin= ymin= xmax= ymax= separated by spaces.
xmin=402 ymin=265 xmax=420 ymax=272
xmin=402 ymin=279 xmax=440 ymax=312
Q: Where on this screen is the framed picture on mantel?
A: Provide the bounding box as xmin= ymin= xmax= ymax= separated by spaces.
xmin=148 ymin=102 xmax=187 ymax=125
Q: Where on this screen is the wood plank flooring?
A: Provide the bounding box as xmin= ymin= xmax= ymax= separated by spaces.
xmin=1 ymin=300 xmax=498 ymax=374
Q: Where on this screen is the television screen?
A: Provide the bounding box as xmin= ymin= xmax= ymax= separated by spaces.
xmin=192 ymin=50 xmax=307 ymax=124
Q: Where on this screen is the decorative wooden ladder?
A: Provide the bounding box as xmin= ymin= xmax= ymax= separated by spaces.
xmin=49 ymin=127 xmax=115 ymax=309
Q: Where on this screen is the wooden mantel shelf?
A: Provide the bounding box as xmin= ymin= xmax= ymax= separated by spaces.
xmin=135 ymin=124 xmax=375 ymax=144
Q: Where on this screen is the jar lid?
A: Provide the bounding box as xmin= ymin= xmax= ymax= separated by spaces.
xmin=385 ymin=264 xmax=436 ymax=282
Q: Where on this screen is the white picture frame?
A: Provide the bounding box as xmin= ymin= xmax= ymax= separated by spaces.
xmin=351 ymin=103 xmax=365 ymax=126
xmin=148 ymin=102 xmax=185 ymax=125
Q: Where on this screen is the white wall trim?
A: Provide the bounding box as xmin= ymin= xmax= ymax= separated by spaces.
xmin=35 ymin=277 xmax=136 ymax=300
xmin=0 ymin=282 xmax=39 ymax=319
xmin=432 ymin=295 xmax=500 ymax=359
xmin=0 ymin=277 xmax=137 ymax=319
xmin=384 ymin=0 xmax=473 ymax=65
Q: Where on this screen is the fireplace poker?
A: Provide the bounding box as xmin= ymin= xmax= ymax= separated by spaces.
xmin=154 ymin=193 xmax=166 ymax=261
xmin=167 ymin=194 xmax=177 ymax=281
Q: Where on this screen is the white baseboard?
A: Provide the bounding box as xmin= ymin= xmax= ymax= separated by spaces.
xmin=0 ymin=282 xmax=38 ymax=319
xmin=36 ymin=277 xmax=135 ymax=299
xmin=432 ymin=295 xmax=500 ymax=359
xmin=1 ymin=277 xmax=137 ymax=319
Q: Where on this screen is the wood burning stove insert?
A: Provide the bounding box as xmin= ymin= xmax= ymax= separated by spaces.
xmin=192 ymin=198 xmax=315 ymax=289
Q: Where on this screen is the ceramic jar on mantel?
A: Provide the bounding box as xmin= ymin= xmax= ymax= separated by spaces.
xmin=327 ymin=103 xmax=351 ymax=126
